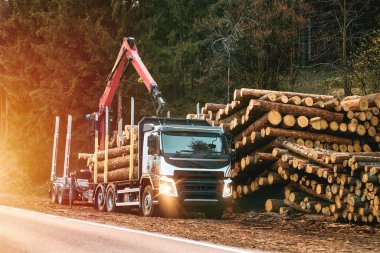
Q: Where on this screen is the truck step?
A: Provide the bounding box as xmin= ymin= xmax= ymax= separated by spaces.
xmin=117 ymin=188 xmax=139 ymax=194
xmin=115 ymin=201 xmax=139 ymax=206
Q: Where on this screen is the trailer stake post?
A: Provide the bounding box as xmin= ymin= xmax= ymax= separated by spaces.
xmin=104 ymin=107 xmax=109 ymax=183
xmin=129 ymin=97 xmax=135 ymax=181
xmin=94 ymin=113 xmax=99 ymax=184
xmin=50 ymin=116 xmax=60 ymax=182
xmin=63 ymin=115 xmax=72 ymax=183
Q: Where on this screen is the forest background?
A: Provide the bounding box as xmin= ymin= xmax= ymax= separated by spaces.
xmin=0 ymin=0 xmax=379 ymax=190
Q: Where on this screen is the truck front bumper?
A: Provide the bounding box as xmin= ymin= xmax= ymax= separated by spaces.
xmin=157 ymin=194 xmax=232 ymax=209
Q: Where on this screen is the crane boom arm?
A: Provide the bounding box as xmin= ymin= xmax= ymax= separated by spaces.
xmin=97 ymin=37 xmax=165 ymax=150
xmin=99 ymin=37 xmax=165 ymax=116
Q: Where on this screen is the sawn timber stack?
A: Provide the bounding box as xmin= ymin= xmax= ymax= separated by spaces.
xmin=187 ymin=89 xmax=380 ymax=223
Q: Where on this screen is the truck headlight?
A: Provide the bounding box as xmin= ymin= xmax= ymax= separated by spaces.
xmin=223 ymin=179 xmax=233 ymax=198
xmin=159 ymin=176 xmax=178 ymax=197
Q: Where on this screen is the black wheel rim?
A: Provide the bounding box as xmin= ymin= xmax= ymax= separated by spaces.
xmin=107 ymin=190 xmax=114 ymax=211
xmin=97 ymin=191 xmax=104 ymax=209
xmin=143 ymin=192 xmax=152 ymax=215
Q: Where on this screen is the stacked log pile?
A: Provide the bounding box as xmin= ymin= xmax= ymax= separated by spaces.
xmin=79 ymin=125 xmax=138 ymax=182
xmin=188 ymin=89 xmax=380 ymax=223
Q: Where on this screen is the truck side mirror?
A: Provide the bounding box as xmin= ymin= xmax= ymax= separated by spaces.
xmin=226 ymin=133 xmax=235 ymax=149
xmin=148 ymin=134 xmax=159 ymax=155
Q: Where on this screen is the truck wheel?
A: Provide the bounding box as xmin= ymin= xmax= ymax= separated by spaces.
xmin=51 ymin=186 xmax=58 ymax=204
xmin=106 ymin=184 xmax=116 ymax=212
xmin=58 ymin=187 xmax=68 ymax=205
xmin=141 ymin=186 xmax=156 ymax=217
xmin=96 ymin=188 xmax=106 ymax=212
xmin=204 ymin=207 xmax=223 ymax=220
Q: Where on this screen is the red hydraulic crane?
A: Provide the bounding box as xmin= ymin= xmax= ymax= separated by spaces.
xmin=90 ymin=37 xmax=165 ymax=150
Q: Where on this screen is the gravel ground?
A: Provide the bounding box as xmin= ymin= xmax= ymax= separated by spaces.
xmin=0 ymin=193 xmax=379 ymax=252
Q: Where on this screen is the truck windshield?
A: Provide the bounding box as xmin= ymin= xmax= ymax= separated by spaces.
xmin=161 ymin=131 xmax=228 ymax=158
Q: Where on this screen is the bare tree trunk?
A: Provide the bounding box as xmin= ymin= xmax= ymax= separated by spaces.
xmin=341 ymin=0 xmax=351 ymax=96
xmin=227 ymin=52 xmax=231 ymax=101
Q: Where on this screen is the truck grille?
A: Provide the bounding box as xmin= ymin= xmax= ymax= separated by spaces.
xmin=174 ymin=171 xmax=224 ymax=200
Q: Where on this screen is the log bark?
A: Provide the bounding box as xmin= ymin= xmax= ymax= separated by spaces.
xmin=283 ymin=115 xmax=296 ymax=128
xmin=97 ymin=155 xmax=138 ymax=172
xmin=97 ymin=145 xmax=138 ymax=161
xmin=364 ymin=93 xmax=380 ymax=108
xmin=265 ymin=199 xmax=284 ymax=212
xmin=97 ymin=167 xmax=138 ymax=182
xmin=78 ymin=153 xmax=93 ymax=160
xmin=341 ymin=96 xmax=369 ymax=111
xmin=301 ymin=97 xmax=314 ymax=107
xmin=236 ymin=110 xmax=282 ymax=141
xmin=297 ymin=116 xmax=309 ymax=128
xmin=249 ymin=99 xmax=344 ymax=122
xmin=266 ymin=127 xmax=352 ymax=145
xmin=239 ymin=88 xmax=334 ymax=102
xmin=284 ymin=199 xmax=312 ymax=213
xmin=204 ymin=103 xmax=226 ymax=112
xmin=288 ymin=96 xmax=302 ymax=105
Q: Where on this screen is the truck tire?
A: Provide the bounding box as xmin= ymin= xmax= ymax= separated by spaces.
xmin=204 ymin=207 xmax=223 ymax=220
xmin=106 ymin=184 xmax=116 ymax=212
xmin=51 ymin=186 xmax=58 ymax=204
xmin=96 ymin=187 xmax=106 ymax=212
xmin=141 ymin=186 xmax=156 ymax=217
xmin=58 ymin=187 xmax=68 ymax=205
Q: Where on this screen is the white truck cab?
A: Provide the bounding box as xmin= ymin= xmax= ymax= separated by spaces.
xmin=139 ymin=117 xmax=233 ymax=218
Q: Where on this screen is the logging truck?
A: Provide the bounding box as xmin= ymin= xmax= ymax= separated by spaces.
xmin=49 ymin=37 xmax=234 ymax=218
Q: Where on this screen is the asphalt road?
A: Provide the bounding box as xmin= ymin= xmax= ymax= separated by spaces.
xmin=0 ymin=205 xmax=262 ymax=253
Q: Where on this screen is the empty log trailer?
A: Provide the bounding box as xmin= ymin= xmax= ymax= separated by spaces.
xmin=49 ymin=37 xmax=233 ymax=218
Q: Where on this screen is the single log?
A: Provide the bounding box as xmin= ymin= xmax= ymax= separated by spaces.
xmin=297 ymin=116 xmax=309 ymax=128
xmin=98 ymin=155 xmax=138 ymax=172
xmin=312 ymin=101 xmax=325 ymax=109
xmin=97 ymin=145 xmax=138 ymax=160
xmin=371 ymin=116 xmax=379 ymax=126
xmin=97 ymin=167 xmax=138 ymax=182
xmin=259 ymin=93 xmax=278 ymax=102
xmin=249 ymin=99 xmax=344 ymax=122
xmin=272 ymin=148 xmax=289 ymax=158
xmin=78 ymin=153 xmax=93 ymax=160
xmin=324 ymin=99 xmax=340 ymax=110
xmin=204 ymin=103 xmax=226 ymax=112
xmin=341 ymin=96 xmax=369 ymax=111
xmin=236 ymin=110 xmax=282 ymax=141
xmin=301 ymin=97 xmax=314 ymax=107
xmin=282 ymin=115 xmax=296 ymax=128
xmin=268 ymin=172 xmax=284 ymax=185
xmin=364 ymin=93 xmax=380 ymax=108
xmin=254 ymin=153 xmax=277 ymax=164
xmin=258 ymin=177 xmax=269 ymax=187
xmin=265 ymin=199 xmax=284 ymax=212
xmin=239 ymin=88 xmax=334 ymax=102
xmin=266 ymin=127 xmax=352 ymax=145
xmin=289 ymin=96 xmax=302 ymax=105
xmin=276 ymin=95 xmax=289 ymax=104
xmin=329 ymin=121 xmax=339 ymax=131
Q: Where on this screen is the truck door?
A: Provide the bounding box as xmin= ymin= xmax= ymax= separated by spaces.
xmin=142 ymin=132 xmax=160 ymax=178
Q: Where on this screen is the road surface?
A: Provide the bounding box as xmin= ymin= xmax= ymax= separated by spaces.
xmin=0 ymin=205 xmax=262 ymax=253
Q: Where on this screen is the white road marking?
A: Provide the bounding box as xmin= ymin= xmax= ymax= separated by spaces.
xmin=0 ymin=205 xmax=262 ymax=253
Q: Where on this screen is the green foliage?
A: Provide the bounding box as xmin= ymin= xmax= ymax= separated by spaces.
xmin=0 ymin=0 xmax=378 ymax=185
xmin=351 ymin=30 xmax=380 ymax=94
